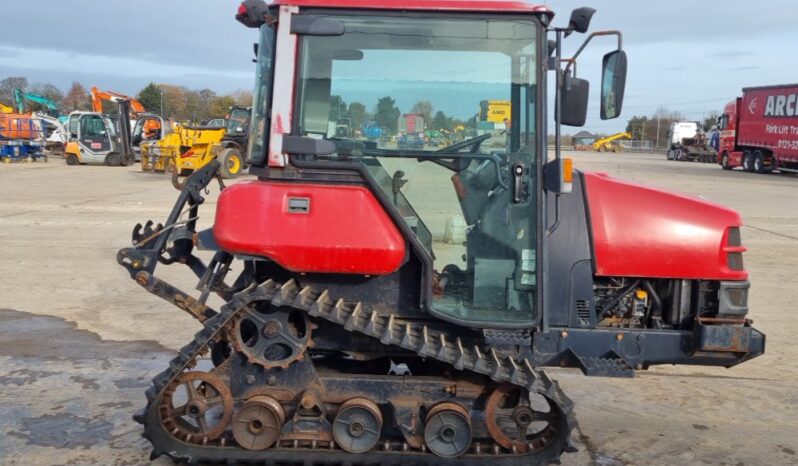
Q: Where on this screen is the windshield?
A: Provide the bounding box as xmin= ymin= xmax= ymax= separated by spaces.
xmin=226 ymin=108 xmax=250 ymax=134
xmin=296 ymin=14 xmax=538 ymax=157
xmin=295 ymin=14 xmax=540 ymax=326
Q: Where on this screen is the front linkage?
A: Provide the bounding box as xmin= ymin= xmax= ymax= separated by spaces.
xmin=117 ymin=160 xmax=236 ymax=322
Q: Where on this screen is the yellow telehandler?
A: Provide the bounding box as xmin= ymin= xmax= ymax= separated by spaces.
xmin=140 ymin=106 xmax=250 ymax=179
xmin=593 ymin=131 xmax=631 ymax=152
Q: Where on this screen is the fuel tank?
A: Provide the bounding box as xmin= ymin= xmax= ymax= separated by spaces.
xmin=213 ymin=181 xmax=406 ymax=275
xmin=583 ymin=172 xmax=747 ymax=281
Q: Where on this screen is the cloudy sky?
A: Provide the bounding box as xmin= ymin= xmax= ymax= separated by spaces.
xmin=2 ymin=1 xmax=797 ymax=133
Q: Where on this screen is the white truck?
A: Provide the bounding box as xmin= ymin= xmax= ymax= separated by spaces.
xmin=665 ymin=121 xmax=716 ymax=163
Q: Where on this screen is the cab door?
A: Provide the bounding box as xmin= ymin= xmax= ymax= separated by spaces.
xmin=77 ymin=114 xmax=111 ymax=161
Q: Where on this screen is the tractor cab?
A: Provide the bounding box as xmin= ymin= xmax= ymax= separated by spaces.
xmin=223 ymin=106 xmax=251 ymax=148
xmin=240 ymin=7 xmax=546 ymax=326
xmin=132 ymin=114 xmax=165 ymax=162
xmin=235 ymin=2 xmax=625 ymax=328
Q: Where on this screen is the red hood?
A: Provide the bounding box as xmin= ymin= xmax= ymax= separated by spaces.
xmin=583 ymin=172 xmax=747 ymax=281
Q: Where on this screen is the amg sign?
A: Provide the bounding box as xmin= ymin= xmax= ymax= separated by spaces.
xmin=764 ymin=93 xmax=798 ymax=117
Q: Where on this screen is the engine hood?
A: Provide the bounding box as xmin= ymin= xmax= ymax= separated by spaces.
xmin=582 ymin=172 xmax=747 ymax=281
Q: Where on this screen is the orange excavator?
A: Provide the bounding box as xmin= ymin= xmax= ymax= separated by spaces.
xmin=90 ymin=87 xmax=146 ymax=115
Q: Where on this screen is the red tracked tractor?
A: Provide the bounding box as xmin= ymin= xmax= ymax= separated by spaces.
xmin=117 ymin=1 xmax=765 ymax=464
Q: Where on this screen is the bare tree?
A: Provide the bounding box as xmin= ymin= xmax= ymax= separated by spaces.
xmin=0 ymin=76 xmax=28 ymax=105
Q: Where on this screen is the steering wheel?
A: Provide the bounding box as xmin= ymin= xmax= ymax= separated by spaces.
xmin=420 ymin=134 xmax=493 ymax=172
xmin=436 ymin=133 xmax=492 ymax=155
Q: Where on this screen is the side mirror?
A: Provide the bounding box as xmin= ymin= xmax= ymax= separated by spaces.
xmin=600 ymin=50 xmax=627 ymax=120
xmin=236 ymin=0 xmax=271 ymax=28
xmin=568 ymin=7 xmax=596 ymax=34
xmin=561 ymin=77 xmax=589 ymax=127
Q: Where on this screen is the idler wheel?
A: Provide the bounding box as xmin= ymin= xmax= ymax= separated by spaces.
xmin=332 ymin=398 xmax=383 ymax=454
xmin=160 ymin=371 xmax=233 ymax=443
xmin=232 ymin=395 xmax=285 ymax=451
xmin=484 ymin=384 xmax=563 ymax=453
xmin=424 ymin=403 xmax=472 ymax=458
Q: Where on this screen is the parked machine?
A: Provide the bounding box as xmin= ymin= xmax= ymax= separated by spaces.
xmin=141 ymin=106 xmax=250 ymax=179
xmin=33 ymin=112 xmax=69 ymax=154
xmin=719 ymin=84 xmax=798 ymax=173
xmin=13 ymin=89 xmax=60 ymax=118
xmin=117 ymin=2 xmax=764 ymax=465
xmin=0 ymin=112 xmax=46 ymax=162
xmin=665 ymin=121 xmax=716 ymax=163
xmin=592 ymin=131 xmax=631 ymax=152
xmin=64 ymin=100 xmax=135 ymax=166
xmin=90 ymin=86 xmax=146 ymax=116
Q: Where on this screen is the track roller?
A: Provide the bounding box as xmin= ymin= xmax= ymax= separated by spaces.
xmin=232 ymin=395 xmax=285 ymax=450
xmin=424 ymin=403 xmax=472 ymax=458
xmin=332 ymin=398 xmax=383 ymax=454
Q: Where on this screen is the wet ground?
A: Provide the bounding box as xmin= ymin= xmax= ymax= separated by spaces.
xmin=0 ymin=153 xmax=797 ymax=465
xmin=0 ymin=309 xmax=171 ymax=465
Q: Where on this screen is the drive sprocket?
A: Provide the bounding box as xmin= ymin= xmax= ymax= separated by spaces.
xmin=228 ymin=303 xmax=312 ymax=369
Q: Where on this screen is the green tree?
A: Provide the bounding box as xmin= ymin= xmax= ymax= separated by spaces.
xmin=137 ymin=83 xmax=162 ymax=114
xmin=374 ymin=96 xmax=400 ymax=134
xmin=348 ymin=101 xmax=368 ymax=130
xmin=0 ymin=76 xmax=28 ymax=105
xmin=703 ymin=111 xmax=720 ymax=131
xmin=432 ymin=110 xmax=449 ymax=131
xmin=62 ymin=82 xmax=90 ymax=112
xmin=329 ymin=95 xmax=348 ymax=121
xmin=184 ymin=90 xmax=202 ymax=122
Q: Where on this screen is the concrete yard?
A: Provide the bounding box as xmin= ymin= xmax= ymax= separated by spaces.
xmin=0 ymin=152 xmax=796 ymax=465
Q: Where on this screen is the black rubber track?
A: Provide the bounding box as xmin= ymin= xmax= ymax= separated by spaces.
xmin=136 ymin=279 xmax=576 ymax=465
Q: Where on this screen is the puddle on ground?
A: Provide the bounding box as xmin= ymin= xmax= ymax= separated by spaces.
xmin=0 ymin=308 xmax=171 ymax=360
xmin=9 ymin=413 xmax=114 ymax=449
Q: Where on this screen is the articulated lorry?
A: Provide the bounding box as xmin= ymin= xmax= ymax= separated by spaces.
xmin=719 ymin=84 xmax=798 ymax=173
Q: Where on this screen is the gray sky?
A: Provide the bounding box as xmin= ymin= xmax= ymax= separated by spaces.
xmin=2 ymin=1 xmax=797 ymax=133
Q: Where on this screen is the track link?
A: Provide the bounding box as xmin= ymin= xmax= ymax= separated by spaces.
xmin=136 ymin=279 xmax=577 ymax=465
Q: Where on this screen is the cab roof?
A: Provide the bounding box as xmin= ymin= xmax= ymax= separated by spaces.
xmin=272 ymin=0 xmax=553 ymax=16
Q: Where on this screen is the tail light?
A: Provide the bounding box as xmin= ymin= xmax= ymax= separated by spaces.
xmin=723 ymin=227 xmax=746 ymax=271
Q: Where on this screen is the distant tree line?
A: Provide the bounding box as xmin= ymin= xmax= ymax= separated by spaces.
xmin=0 ymin=76 xmax=252 ymax=122
xmin=329 ymin=95 xmax=468 ymax=134
xmin=624 ymin=106 xmax=720 ymax=148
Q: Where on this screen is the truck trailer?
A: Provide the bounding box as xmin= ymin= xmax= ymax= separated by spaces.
xmin=665 ymin=121 xmax=716 ymax=163
xmin=719 ymin=84 xmax=798 ymax=173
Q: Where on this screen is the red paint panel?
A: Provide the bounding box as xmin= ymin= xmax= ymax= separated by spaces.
xmin=276 ymin=0 xmax=551 ymax=14
xmin=583 ymin=172 xmax=747 ymax=281
xmin=213 ymin=181 xmax=406 ymax=275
